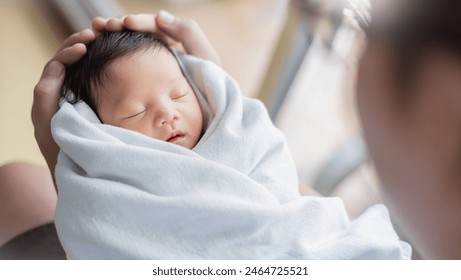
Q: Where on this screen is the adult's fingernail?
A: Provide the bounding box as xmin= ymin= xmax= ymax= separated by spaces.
xmin=45 ymin=61 xmax=63 ymax=77
xmin=158 ymin=10 xmax=175 ymax=25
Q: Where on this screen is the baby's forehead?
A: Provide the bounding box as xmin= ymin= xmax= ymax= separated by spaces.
xmin=96 ymin=52 xmax=192 ymax=98
xmin=108 ymin=47 xmax=175 ymax=69
xmin=101 ymin=48 xmax=181 ymax=82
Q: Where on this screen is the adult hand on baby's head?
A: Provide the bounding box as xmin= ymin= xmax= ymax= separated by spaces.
xmin=32 ymin=29 xmax=96 ymax=179
xmin=33 ymin=11 xmax=219 ymax=180
xmin=92 ymin=11 xmax=220 ymax=65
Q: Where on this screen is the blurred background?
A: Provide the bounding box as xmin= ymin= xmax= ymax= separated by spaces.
xmin=0 ymin=0 xmax=380 ymax=219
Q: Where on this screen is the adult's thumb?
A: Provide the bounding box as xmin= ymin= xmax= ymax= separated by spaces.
xmin=32 ymin=61 xmax=65 ymax=125
xmin=157 ymin=10 xmax=176 ymax=26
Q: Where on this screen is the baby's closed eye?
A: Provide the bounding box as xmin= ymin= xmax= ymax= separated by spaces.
xmin=123 ymin=109 xmax=146 ymax=119
xmin=171 ymin=91 xmax=190 ymax=100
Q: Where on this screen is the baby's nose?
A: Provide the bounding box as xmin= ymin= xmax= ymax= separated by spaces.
xmin=154 ymin=107 xmax=177 ymax=127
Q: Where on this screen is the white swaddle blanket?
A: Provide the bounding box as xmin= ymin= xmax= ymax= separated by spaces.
xmin=51 ymin=52 xmax=411 ymax=259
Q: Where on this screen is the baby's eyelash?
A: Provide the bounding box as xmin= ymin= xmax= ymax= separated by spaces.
xmin=124 ymin=110 xmax=146 ymax=119
xmin=172 ymin=91 xmax=189 ymax=100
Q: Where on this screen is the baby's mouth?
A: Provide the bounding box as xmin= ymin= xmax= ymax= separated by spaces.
xmin=166 ymin=132 xmax=185 ymax=143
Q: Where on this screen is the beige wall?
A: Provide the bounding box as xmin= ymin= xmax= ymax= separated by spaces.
xmin=0 ymin=1 xmax=58 ymax=166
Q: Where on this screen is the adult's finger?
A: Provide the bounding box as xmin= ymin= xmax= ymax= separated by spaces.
xmin=123 ymin=14 xmax=181 ymax=49
xmin=156 ymin=11 xmax=220 ymax=64
xmin=57 ymin=29 xmax=95 ymax=53
xmin=32 ymin=61 xmax=65 ymax=174
xmin=93 ymin=14 xmax=172 ymax=46
xmin=105 ymin=17 xmax=124 ymax=32
xmin=54 ymin=43 xmax=87 ymax=65
xmin=32 ymin=61 xmax=65 ymax=126
xmin=123 ymin=14 xmax=160 ymax=33
xmin=93 ymin=12 xmax=220 ymax=64
xmin=92 ymin=16 xmax=108 ymax=34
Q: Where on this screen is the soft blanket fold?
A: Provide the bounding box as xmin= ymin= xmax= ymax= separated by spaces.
xmin=51 ymin=52 xmax=411 ymax=259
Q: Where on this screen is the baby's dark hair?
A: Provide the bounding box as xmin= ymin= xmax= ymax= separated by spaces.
xmin=63 ymin=31 xmax=172 ymax=114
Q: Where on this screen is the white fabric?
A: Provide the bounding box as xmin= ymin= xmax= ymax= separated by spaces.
xmin=51 ymin=52 xmax=411 ymax=260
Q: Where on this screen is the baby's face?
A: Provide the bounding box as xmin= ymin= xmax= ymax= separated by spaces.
xmin=97 ymin=49 xmax=203 ymax=149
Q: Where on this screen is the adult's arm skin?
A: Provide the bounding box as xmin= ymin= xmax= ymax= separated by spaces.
xmin=32 ymin=11 xmax=220 ymax=184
